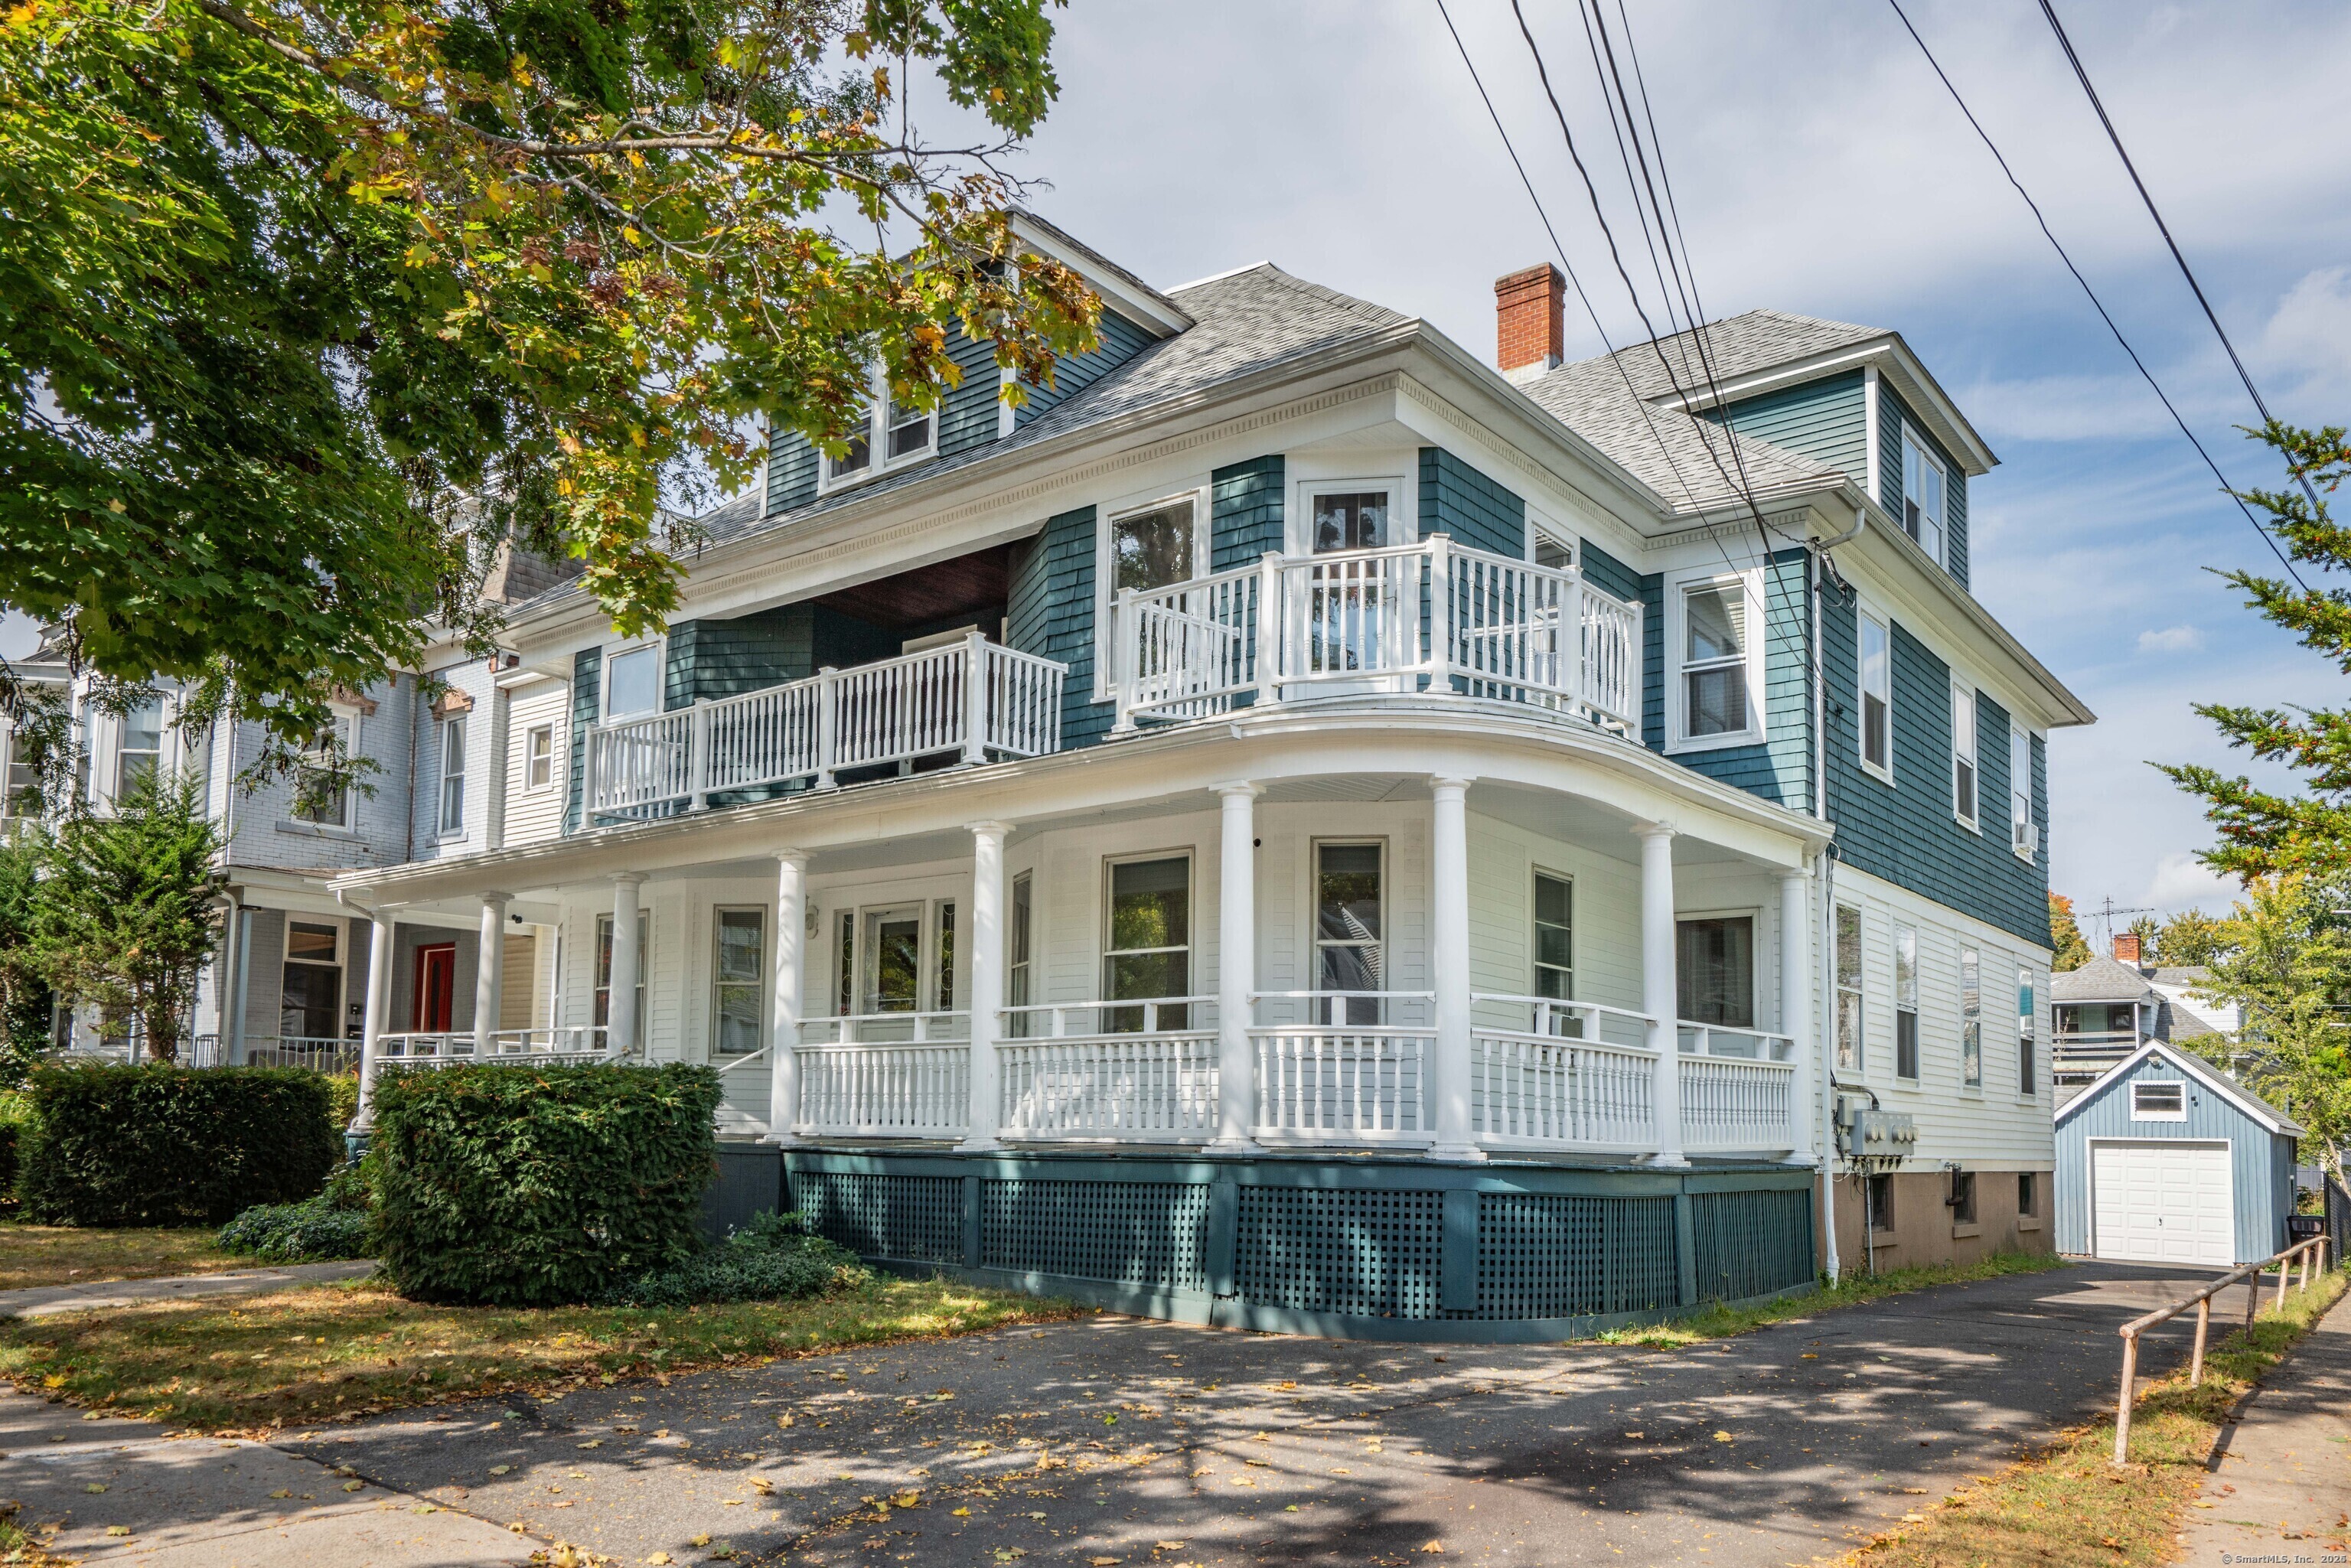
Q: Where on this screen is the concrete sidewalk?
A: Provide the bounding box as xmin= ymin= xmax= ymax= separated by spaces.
xmin=0 ymin=1260 xmax=376 ymax=1319
xmin=2178 ymin=1285 xmax=2351 ymax=1565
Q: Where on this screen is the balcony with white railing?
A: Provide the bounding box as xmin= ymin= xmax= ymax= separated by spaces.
xmin=582 ymin=629 xmax=1065 ymax=822
xmin=1111 ymin=534 xmax=1642 ymax=734
xmin=375 ymin=1025 xmax=624 ymax=1068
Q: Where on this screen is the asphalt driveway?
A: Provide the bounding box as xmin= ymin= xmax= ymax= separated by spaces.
xmin=2 ymin=1260 xmax=2265 ymax=1566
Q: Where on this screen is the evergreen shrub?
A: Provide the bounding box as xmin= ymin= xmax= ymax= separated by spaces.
xmin=218 ymin=1159 xmax=375 ymax=1263
xmin=16 ymin=1064 xmax=341 ymax=1226
xmin=370 ymin=1062 xmax=721 ymax=1306
xmin=604 ymin=1211 xmax=866 ymax=1307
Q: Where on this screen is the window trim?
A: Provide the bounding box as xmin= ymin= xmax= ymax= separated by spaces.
xmin=1666 ymin=567 xmax=1766 ymax=754
xmin=2010 ymin=723 xmax=2035 ymax=860
xmin=1531 ymin=866 xmax=1574 ymax=1002
xmin=2131 ymin=1079 xmax=2188 ymax=1122
xmin=709 ymin=904 xmax=769 ymax=1058
xmin=594 ymin=908 xmax=650 ymax=1049
xmin=1959 ymin=944 xmax=1982 ymax=1092
xmin=1312 ymin=838 xmax=1388 ymax=1025
xmin=280 ymin=919 xmax=346 ymax=1045
xmin=600 ymin=638 xmax=666 ymax=722
xmin=2017 ymin=964 xmax=2038 ymax=1099
xmin=1094 ymin=485 xmax=1211 ymax=701
xmin=815 ymin=363 xmax=938 ymax=495
xmin=1857 ymin=608 xmax=1893 ymax=782
xmin=1901 ymin=420 xmax=1948 ymax=569
xmin=1893 ymin=921 xmax=1919 ymax=1083
xmin=112 ymin=692 xmax=169 ymax=803
xmin=1950 ymin=682 xmax=1981 ymax=832
xmin=523 ymin=722 xmax=557 ymax=794
xmin=1834 ymin=902 xmax=1864 ymax=1075
xmin=435 ymin=713 xmax=468 ymax=839
xmin=1674 ymin=906 xmax=1762 ymax=1033
xmin=1287 ymin=475 xmax=1413 ymax=556
xmin=290 ymin=708 xmax=359 ymax=830
xmin=1101 ymin=850 xmax=1195 ymax=1030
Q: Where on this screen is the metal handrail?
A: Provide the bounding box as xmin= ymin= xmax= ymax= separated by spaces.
xmin=2112 ymin=1232 xmax=2333 ymax=1464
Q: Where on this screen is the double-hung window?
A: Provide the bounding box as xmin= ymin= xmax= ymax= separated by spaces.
xmin=712 ymin=908 xmax=765 ymax=1056
xmin=1960 ymin=945 xmax=1982 ymax=1090
xmin=827 ymin=399 xmax=872 ymax=482
xmin=1859 ymin=613 xmax=1892 ymax=777
xmin=1315 ymin=843 xmax=1384 ymax=1025
xmin=1677 ymin=916 xmax=1756 ymax=1029
xmin=823 ymin=368 xmax=935 ymax=487
xmin=525 ymin=724 xmax=556 ymax=792
xmin=437 ymin=716 xmax=467 ymax=836
xmin=1104 ymin=856 xmax=1190 ymax=1032
xmin=595 ymin=909 xmax=648 ymax=1048
xmin=1834 ymin=904 xmax=1863 ymax=1072
xmin=1901 ymin=425 xmax=1946 ymax=566
xmin=280 ymin=921 xmax=343 ymax=1043
xmin=885 ymin=393 xmax=932 ymax=462
xmin=1007 ymin=872 xmax=1033 ymax=1031
xmin=116 ymin=694 xmax=165 ymax=800
xmin=2010 ymin=725 xmax=2033 ymax=857
xmin=1531 ymin=872 xmax=1573 ymax=1002
xmin=295 ymin=712 xmax=354 ymax=827
xmin=1894 ymin=923 xmax=1919 ymax=1080
xmin=2017 ymin=967 xmax=2037 ymax=1097
xmin=1679 ymin=580 xmax=1750 ymax=742
xmin=1951 ymin=685 xmax=1979 ymax=829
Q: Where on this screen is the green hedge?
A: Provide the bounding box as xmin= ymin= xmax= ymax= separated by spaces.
xmin=370 ymin=1062 xmax=721 ymax=1306
xmin=17 ymin=1064 xmax=341 ymax=1227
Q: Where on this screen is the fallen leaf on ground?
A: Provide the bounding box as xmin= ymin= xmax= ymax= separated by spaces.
xmin=343 ymin=1481 xmax=365 ymax=1492
xmin=269 ymin=1489 xmax=291 ymax=1499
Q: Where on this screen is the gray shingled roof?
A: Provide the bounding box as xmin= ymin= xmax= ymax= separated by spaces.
xmin=1520 ymin=354 xmax=1840 ymax=511
xmin=2051 ymin=956 xmax=2158 ymax=1004
xmin=1588 ymin=308 xmax=1890 ymax=403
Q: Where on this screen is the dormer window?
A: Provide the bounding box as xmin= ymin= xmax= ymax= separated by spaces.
xmin=821 ymin=367 xmax=937 ymax=490
xmin=1901 ymin=425 xmax=1946 ymax=566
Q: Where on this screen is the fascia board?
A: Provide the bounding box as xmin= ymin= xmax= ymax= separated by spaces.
xmin=1008 ymin=213 xmax=1193 ymax=337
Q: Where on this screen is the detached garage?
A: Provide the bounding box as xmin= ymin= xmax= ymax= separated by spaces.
xmin=2055 ymin=1042 xmax=2300 ymax=1267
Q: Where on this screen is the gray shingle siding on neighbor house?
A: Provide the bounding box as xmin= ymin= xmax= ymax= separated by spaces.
xmin=1819 ymin=595 xmax=2049 ymax=948
xmin=1707 ymin=371 xmax=1868 ymax=483
xmin=2054 ymin=1048 xmax=2299 ymax=1263
xmin=1417 ymin=448 xmax=1525 ymax=559
xmin=1210 ymin=455 xmax=1285 ymax=570
xmin=1014 ymin=310 xmax=1156 ymax=428
xmin=1878 ymin=385 xmax=1969 ymax=590
xmin=1006 ymin=504 xmax=1114 ymax=750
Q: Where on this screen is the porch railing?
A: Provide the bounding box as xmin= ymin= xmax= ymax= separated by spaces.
xmin=376 ymin=1026 xmax=624 ymax=1067
xmin=582 ymin=630 xmax=1065 ymax=820
xmin=1469 ymin=996 xmax=1658 ymax=1150
xmin=1248 ymin=990 xmax=1433 ymax=1143
xmin=792 ymin=1011 xmax=970 ymax=1139
xmin=1677 ymin=1023 xmax=1797 ymax=1154
xmin=998 ymin=1000 xmax=1218 ymax=1140
xmin=1113 ymin=536 xmax=1642 ymax=732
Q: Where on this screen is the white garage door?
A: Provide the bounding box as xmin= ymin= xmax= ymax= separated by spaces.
xmin=2092 ymin=1140 xmax=2234 ymax=1266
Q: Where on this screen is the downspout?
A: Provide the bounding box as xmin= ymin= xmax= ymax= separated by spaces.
xmin=1812 ymin=494 xmax=1867 ymax=1283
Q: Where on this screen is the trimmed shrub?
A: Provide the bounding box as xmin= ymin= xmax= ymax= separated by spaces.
xmin=605 ymin=1211 xmax=866 ymax=1308
xmin=17 ymin=1064 xmax=341 ymax=1227
xmin=217 ymin=1195 xmax=371 ymax=1262
xmin=371 ymin=1062 xmax=721 ymax=1306
xmin=324 ymin=1073 xmax=360 ymax=1133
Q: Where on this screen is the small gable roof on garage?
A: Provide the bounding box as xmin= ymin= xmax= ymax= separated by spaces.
xmin=2056 ymin=1040 xmax=2302 ymax=1137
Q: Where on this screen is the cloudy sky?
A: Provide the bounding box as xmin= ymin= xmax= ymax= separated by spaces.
xmin=986 ymin=0 xmax=2351 ymax=930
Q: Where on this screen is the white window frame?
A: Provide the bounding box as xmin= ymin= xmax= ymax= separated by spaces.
xmin=1951 ymin=682 xmax=1980 ymax=832
xmin=600 ymin=638 xmax=665 ymax=722
xmin=1531 ymin=867 xmax=1573 ymax=1002
xmin=2131 ymin=1079 xmax=2188 ymax=1122
xmin=816 ymin=363 xmax=938 ymax=495
xmin=2017 ymin=966 xmax=2038 ymax=1099
xmin=279 ymin=919 xmax=345 ymax=1045
xmin=1312 ymin=838 xmax=1388 ymax=1026
xmin=112 ymin=692 xmax=169 ymax=803
xmin=436 ymin=714 xmax=468 ymax=839
xmin=1094 ymin=487 xmax=1211 ymax=700
xmin=2010 ymin=724 xmax=2035 ymax=860
xmin=1288 ymin=475 xmax=1413 ymax=556
xmin=709 ymin=904 xmax=768 ymax=1058
xmin=595 ymin=908 xmax=649 ymax=1048
xmin=1901 ymin=422 xmax=1947 ymax=569
xmin=523 ymin=722 xmax=556 ymax=794
xmin=1101 ymin=851 xmax=1194 ymax=1031
xmin=291 ymin=709 xmax=359 ymax=830
xmin=1857 ymin=608 xmax=1893 ymax=782
xmin=1666 ymin=566 xmax=1766 ymax=754
xmin=1834 ymin=902 xmax=1863 ymax=1074
xmin=1960 ymin=944 xmax=1982 ymax=1091
xmin=1675 ymin=906 xmax=1763 ymax=1033
xmin=1893 ymin=922 xmax=1919 ymax=1082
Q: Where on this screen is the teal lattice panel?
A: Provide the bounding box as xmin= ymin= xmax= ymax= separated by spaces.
xmin=791 ymin=1170 xmax=963 ymax=1263
xmin=1691 ymin=1187 xmax=1815 ymax=1301
xmin=1474 ymin=1192 xmax=1678 ymax=1319
xmin=980 ymin=1179 xmax=1211 ymax=1293
xmin=1235 ymin=1187 xmax=1443 ymax=1319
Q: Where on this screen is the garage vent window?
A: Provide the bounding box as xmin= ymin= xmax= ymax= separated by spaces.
xmin=2131 ymin=1081 xmax=2186 ymax=1121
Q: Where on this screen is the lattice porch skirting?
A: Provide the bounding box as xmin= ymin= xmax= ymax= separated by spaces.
xmin=716 ymin=1146 xmax=1818 ymax=1343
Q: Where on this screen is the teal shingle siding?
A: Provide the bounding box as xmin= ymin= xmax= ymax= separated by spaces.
xmin=1580 ymin=542 xmax=1642 ymax=604
xmin=1707 ymin=371 xmax=1867 ymax=482
xmin=1879 ymin=386 xmax=1968 ymax=591
xmin=938 ymin=328 xmax=1003 ymax=456
xmin=1819 ymin=592 xmax=2048 ymax=947
xmin=1006 ymin=505 xmax=1114 ymax=748
xmin=565 ymin=647 xmax=600 ymax=833
xmin=1639 ymin=551 xmax=1811 ymax=809
xmin=1210 ymin=455 xmax=1284 ymax=569
xmin=765 ymin=422 xmax=822 ymax=517
xmin=1417 ymin=448 xmax=1525 ymax=559
xmin=1014 ymin=310 xmax=1156 ymax=428
xmin=1639 ymin=572 xmax=1665 ymax=751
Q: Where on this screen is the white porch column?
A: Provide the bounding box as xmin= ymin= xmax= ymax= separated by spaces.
xmin=959 ymin=822 xmax=1011 ymax=1152
xmin=1210 ymin=784 xmax=1263 ymax=1153
xmin=353 ymin=913 xmax=396 ymax=1136
xmin=768 ymin=851 xmax=809 ymax=1146
xmin=1428 ymin=776 xmax=1482 ymax=1161
xmin=1639 ymin=823 xmax=1687 ymax=1166
xmin=474 ymin=892 xmax=510 ymax=1055
xmin=1779 ymin=867 xmax=1815 ymax=1164
xmin=608 ymin=872 xmax=645 ymax=1054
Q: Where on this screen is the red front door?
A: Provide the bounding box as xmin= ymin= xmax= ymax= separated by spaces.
xmin=412 ymin=944 xmax=457 ymax=1032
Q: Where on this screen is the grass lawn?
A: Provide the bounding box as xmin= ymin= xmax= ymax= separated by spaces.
xmin=0 ymin=1222 xmax=248 ymax=1293
xmin=1841 ymin=1263 xmax=2347 ymax=1568
xmin=1592 ymin=1248 xmax=2072 ymax=1346
xmin=0 ymin=1274 xmax=1081 ymax=1433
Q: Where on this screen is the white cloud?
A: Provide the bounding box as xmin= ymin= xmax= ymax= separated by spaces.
xmin=2136 ymin=624 xmax=2206 ymax=654
xmin=2144 ymin=851 xmax=2238 ymax=915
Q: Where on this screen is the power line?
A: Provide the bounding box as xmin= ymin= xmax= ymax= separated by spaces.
xmin=2033 ymin=0 xmax=2327 ymax=519
xmin=1882 ymin=0 xmax=2311 ymax=593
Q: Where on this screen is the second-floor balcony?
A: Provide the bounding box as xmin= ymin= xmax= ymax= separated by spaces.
xmin=1112 ymin=533 xmax=1642 ymax=733
xmin=582 ymin=631 xmax=1066 ymax=820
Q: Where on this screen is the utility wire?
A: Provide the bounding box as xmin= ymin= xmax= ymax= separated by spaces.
xmin=1883 ymin=0 xmax=2310 ymax=592
xmin=2034 ymin=0 xmax=2327 ymax=519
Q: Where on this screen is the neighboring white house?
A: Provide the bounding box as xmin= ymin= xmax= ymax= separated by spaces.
xmin=2053 ymin=933 xmax=2241 ymax=1105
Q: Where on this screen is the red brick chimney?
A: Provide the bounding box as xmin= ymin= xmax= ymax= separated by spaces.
xmin=2111 ymin=932 xmax=2141 ymax=965
xmin=1495 ymin=264 xmax=1567 ymax=383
